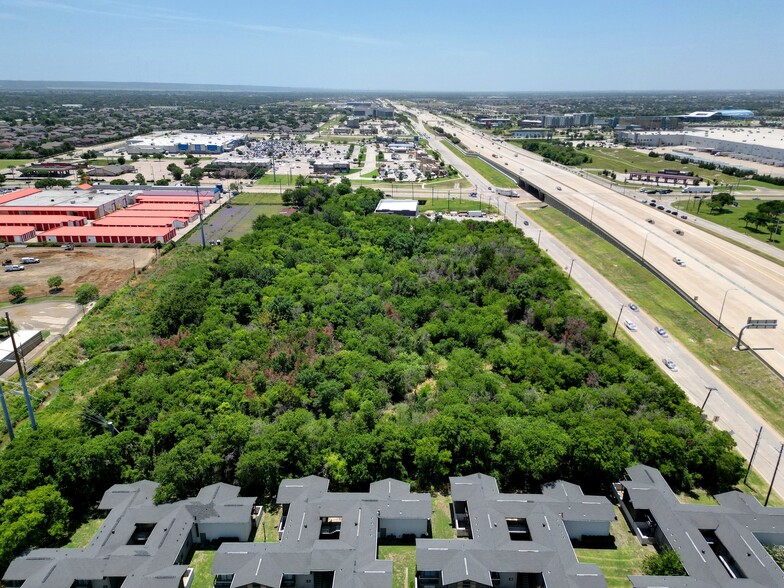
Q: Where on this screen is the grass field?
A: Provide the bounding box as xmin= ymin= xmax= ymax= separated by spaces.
xmin=65 ymin=518 xmax=104 ymax=548
xmin=575 ymin=506 xmax=655 ymax=588
xmin=231 ymin=192 xmax=284 ymax=205
xmin=378 ymin=545 xmax=416 ymax=588
xmin=255 ymin=173 xmax=298 ymax=187
xmin=528 ymin=205 xmax=784 ymax=440
xmin=672 ymin=198 xmax=784 ymax=251
xmin=419 ymin=197 xmax=498 ymax=214
xmin=440 ymin=141 xmax=518 ymax=189
xmin=432 ymin=494 xmax=456 ymax=539
xmin=189 ymin=550 xmax=217 ymax=588
xmin=0 ymin=159 xmax=35 ymax=170
xmin=254 ymin=507 xmax=281 ymax=542
xmin=578 ymin=147 xmax=778 ymax=190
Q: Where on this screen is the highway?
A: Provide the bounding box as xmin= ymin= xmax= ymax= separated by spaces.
xmin=399 ymin=105 xmax=784 ymax=500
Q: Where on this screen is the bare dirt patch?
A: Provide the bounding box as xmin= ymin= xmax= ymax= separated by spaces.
xmin=2 ymin=247 xmax=156 ymax=300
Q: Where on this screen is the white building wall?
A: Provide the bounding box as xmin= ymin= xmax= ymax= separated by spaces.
xmin=563 ymin=520 xmax=610 ymax=540
xmin=199 ymin=521 xmax=253 ymax=542
xmin=380 ymin=518 xmax=428 ymax=538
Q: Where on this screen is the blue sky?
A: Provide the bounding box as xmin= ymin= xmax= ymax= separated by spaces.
xmin=1 ymin=0 xmax=782 ymax=91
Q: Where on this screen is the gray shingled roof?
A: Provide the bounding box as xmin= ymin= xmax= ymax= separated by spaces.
xmin=620 ymin=465 xmax=784 ymax=588
xmin=212 ymin=477 xmax=431 ymax=588
xmin=416 ymin=474 xmax=614 ymax=588
xmin=3 ymin=481 xmax=255 ymax=588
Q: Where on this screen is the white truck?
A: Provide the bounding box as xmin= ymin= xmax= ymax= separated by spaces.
xmin=682 ymin=186 xmax=713 ymax=194
xmin=496 ymin=188 xmax=519 ymax=197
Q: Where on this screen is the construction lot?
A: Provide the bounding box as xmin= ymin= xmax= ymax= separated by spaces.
xmin=2 ymin=247 xmax=156 ymax=300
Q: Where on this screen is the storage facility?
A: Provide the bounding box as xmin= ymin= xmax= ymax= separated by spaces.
xmin=37 ymin=225 xmax=176 ymax=244
xmin=0 ymin=330 xmax=43 ymax=374
xmin=0 ymin=225 xmax=36 ymax=243
xmin=0 ymin=214 xmax=87 ymax=230
xmin=0 ymin=188 xmax=135 ymax=219
xmin=93 ymin=216 xmax=187 ymax=229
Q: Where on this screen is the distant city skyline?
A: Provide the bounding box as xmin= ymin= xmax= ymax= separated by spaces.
xmin=1 ymin=0 xmax=782 ymax=92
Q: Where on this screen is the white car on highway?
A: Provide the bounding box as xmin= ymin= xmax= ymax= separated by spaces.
xmin=673 ymin=257 xmax=686 ymax=266
xmin=624 ymin=320 xmax=637 ymax=332
xmin=663 ymin=358 xmax=678 ymax=372
xmin=655 ymin=326 xmax=668 ymax=338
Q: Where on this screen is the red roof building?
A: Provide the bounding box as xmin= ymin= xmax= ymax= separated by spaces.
xmin=93 ymin=217 xmax=187 ymax=229
xmin=0 ymin=214 xmax=86 ymax=231
xmin=0 ymin=188 xmax=40 ymax=206
xmin=37 ymin=225 xmax=176 ymax=245
xmin=0 ymin=226 xmax=36 ymax=243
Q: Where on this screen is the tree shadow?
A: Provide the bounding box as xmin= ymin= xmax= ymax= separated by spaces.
xmin=11 ymin=296 xmax=27 ymax=304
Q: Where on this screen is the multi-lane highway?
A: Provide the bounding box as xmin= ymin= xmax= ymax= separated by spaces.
xmin=398 ymin=105 xmax=784 ymax=499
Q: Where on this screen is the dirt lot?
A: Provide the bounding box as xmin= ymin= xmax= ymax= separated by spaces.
xmin=2 ymin=247 xmax=156 ymax=300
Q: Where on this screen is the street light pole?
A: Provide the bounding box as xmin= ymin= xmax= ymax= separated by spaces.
xmin=718 ymin=288 xmax=738 ymax=330
xmin=641 ymin=232 xmax=651 ymax=263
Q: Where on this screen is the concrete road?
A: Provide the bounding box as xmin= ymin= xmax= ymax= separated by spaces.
xmin=400 ymin=105 xmax=784 ymax=499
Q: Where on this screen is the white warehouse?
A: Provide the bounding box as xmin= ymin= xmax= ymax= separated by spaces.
xmin=125 ymin=131 xmax=247 ymax=155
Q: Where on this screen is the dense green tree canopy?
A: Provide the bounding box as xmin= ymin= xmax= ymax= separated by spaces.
xmin=0 ymin=182 xmax=744 ymax=571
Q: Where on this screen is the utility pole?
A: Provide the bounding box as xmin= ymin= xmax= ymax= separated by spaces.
xmin=195 ymin=187 xmax=206 ymax=250
xmin=567 ymin=259 xmax=575 ymax=279
xmin=0 ymin=383 xmax=13 ymax=441
xmin=6 ymin=312 xmax=36 ymax=430
xmin=612 ymin=304 xmax=624 ymax=337
xmin=701 ymin=386 xmax=717 ymax=411
xmin=765 ymin=443 xmax=784 ymax=506
xmin=744 ymin=426 xmax=763 ymax=484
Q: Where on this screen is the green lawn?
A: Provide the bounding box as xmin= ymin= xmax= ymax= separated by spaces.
xmin=254 ymin=507 xmax=281 ymax=542
xmin=528 ymin=205 xmax=784 ymax=439
xmin=0 ymin=159 xmax=35 ymax=170
xmin=673 ymin=199 xmax=784 ymax=251
xmin=255 ymin=174 xmax=298 ymax=187
xmin=65 ymin=518 xmax=104 ymax=548
xmin=578 ymin=147 xmax=778 ymax=190
xmin=575 ymin=506 xmax=655 ymax=588
xmin=378 ymin=545 xmax=416 ymax=588
xmin=440 ymin=141 xmax=518 ymax=189
xmin=432 ymin=495 xmax=456 ymax=539
xmin=232 ymin=192 xmax=284 ymax=205
xmin=419 ymin=197 xmax=497 ymax=214
xmin=189 ymin=549 xmax=217 ymax=588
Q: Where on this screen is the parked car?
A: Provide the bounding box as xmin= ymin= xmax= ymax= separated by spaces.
xmin=663 ymin=358 xmax=678 ymax=371
xmin=4 ymin=264 xmax=24 ymax=272
xmin=20 ymin=257 xmax=39 ymax=264
xmin=655 ymin=326 xmax=668 ymax=337
xmin=624 ymin=320 xmax=638 ymax=332
xmin=680 ymin=215 xmax=688 ymax=219
xmin=62 ymin=244 xmax=74 ymax=251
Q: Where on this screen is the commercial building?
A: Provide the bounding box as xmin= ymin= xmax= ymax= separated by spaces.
xmin=611 ymin=116 xmax=684 ymax=131
xmin=212 ymin=476 xmax=431 ymax=588
xmin=0 ymin=188 xmax=136 ymax=220
xmin=616 ymin=465 xmax=784 ymax=587
xmin=0 ymin=330 xmax=43 ymax=373
xmin=3 ymin=480 xmax=257 ymax=588
xmin=0 ymin=225 xmax=36 ymax=243
xmin=540 ymin=113 xmax=595 ymax=128
xmin=0 ymin=214 xmax=87 ymax=231
xmin=374 ymin=199 xmax=419 ymax=217
xmin=19 ymin=162 xmax=79 ymax=177
xmin=87 ymin=164 xmax=136 ymax=177
xmin=312 ymin=160 xmax=350 ymax=174
xmin=125 ymin=131 xmax=247 ymax=155
xmin=615 ymin=127 xmax=784 ymax=166
xmin=680 ymin=109 xmax=755 ymax=122
xmin=93 ymin=216 xmax=188 ymax=229
xmin=416 ymin=473 xmax=614 ymax=588
xmin=37 ymin=225 xmax=177 ymax=245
